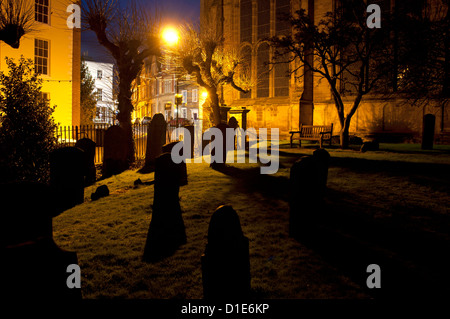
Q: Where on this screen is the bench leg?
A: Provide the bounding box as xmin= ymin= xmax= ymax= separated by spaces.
xmin=298 ymin=139 xmax=301 ymax=148
xmin=290 ymin=135 xmax=293 ymax=148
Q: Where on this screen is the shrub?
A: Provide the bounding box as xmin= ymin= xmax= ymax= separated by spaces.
xmin=0 ymin=56 xmax=57 ymax=183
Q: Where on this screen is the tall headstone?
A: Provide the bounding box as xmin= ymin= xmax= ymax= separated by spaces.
xmin=142 ymin=152 xmax=186 ymax=262
xmin=422 ymin=114 xmax=435 ymax=150
xmin=0 ymin=182 xmax=81 ymax=300
xmin=75 ymin=138 xmax=97 ymax=186
xmin=144 ymin=113 xmax=167 ymax=169
xmin=289 ymin=150 xmax=330 ymax=239
xmin=201 ymin=205 xmax=251 ymax=300
xmin=102 ymin=125 xmax=127 ymax=178
xmin=210 ymin=123 xmax=230 ymax=169
xmin=50 ymin=147 xmax=85 ymax=212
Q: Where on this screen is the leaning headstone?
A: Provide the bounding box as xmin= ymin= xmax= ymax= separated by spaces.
xmin=75 ymin=138 xmax=97 ymax=186
xmin=162 ymin=141 xmax=188 ymax=186
xmin=142 ymin=152 xmax=186 ymax=262
xmin=360 ymin=140 xmax=379 ymax=152
xmin=0 ymin=182 xmax=81 ymax=300
xmin=50 ymin=146 xmax=85 ymax=212
xmin=144 ymin=113 xmax=167 ymax=170
xmin=102 ymin=125 xmax=128 ymax=178
xmin=422 ymin=114 xmax=435 ymax=150
xmin=201 ymin=205 xmax=251 ymax=300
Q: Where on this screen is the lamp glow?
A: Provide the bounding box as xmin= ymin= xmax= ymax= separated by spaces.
xmin=162 ymin=27 xmax=180 ymax=46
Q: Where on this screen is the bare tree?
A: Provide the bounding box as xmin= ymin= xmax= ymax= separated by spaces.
xmin=0 ymin=0 xmax=34 ymax=48
xmin=270 ymin=1 xmax=392 ymax=148
xmin=82 ymin=0 xmax=159 ymax=165
xmin=170 ymin=21 xmax=251 ymax=127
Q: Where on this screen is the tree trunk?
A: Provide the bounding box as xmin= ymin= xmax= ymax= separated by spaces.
xmin=209 ymin=89 xmax=221 ymax=126
xmin=117 ymin=79 xmax=135 ymax=166
xmin=339 ymin=117 xmax=351 ymax=149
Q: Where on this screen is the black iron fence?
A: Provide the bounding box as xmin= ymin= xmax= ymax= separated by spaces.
xmin=55 ymin=123 xmax=181 ymax=164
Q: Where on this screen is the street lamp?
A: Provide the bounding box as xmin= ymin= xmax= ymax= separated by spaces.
xmin=162 ymin=26 xmax=181 ymax=128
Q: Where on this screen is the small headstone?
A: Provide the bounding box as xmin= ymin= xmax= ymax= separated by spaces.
xmin=50 ymin=147 xmax=85 ymax=212
xmin=144 ymin=113 xmax=167 ymax=169
xmin=75 ymin=138 xmax=97 ymax=186
xmin=102 ymin=125 xmax=128 ymax=178
xmin=142 ymin=152 xmax=186 ymax=262
xmin=360 ymin=140 xmax=379 ymax=152
xmin=201 ymin=205 xmax=251 ymax=300
xmin=422 ymin=114 xmax=435 ymax=150
xmin=91 ymin=185 xmax=109 ymax=201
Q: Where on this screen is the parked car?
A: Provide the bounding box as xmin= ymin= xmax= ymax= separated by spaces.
xmin=142 ymin=116 xmax=152 ymax=124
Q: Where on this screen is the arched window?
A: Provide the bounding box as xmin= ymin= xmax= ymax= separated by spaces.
xmin=257 ymin=43 xmax=270 ymax=98
xmin=240 ymin=46 xmax=252 ymax=99
xmin=275 ymin=0 xmax=291 ymax=36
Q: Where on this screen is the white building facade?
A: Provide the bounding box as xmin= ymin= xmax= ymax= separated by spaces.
xmin=84 ymin=58 xmax=117 ymax=125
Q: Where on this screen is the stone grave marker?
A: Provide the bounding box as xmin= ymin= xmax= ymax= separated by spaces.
xmin=201 ymin=205 xmax=251 ymax=300
xmin=50 ymin=146 xmax=85 ymax=212
xmin=75 ymin=138 xmax=96 ymax=186
xmin=102 ymin=125 xmax=128 ymax=178
xmin=162 ymin=141 xmax=188 ymax=186
xmin=144 ymin=113 xmax=167 ymax=169
xmin=142 ymin=152 xmax=186 ymax=262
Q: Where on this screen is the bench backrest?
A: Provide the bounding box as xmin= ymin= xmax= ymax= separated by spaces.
xmin=300 ymin=124 xmax=333 ymax=138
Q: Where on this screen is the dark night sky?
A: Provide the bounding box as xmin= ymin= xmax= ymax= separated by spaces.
xmin=81 ymin=0 xmax=200 ymax=62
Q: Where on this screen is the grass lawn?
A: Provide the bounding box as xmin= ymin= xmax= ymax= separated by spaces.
xmin=52 ymin=142 xmax=450 ymax=299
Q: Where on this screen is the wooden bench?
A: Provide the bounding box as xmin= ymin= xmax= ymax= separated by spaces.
xmin=290 ymin=124 xmax=333 ymax=148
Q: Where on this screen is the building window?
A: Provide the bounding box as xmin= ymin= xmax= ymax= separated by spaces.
xmin=97 ymin=88 xmax=103 ymax=101
xmin=39 ymin=92 xmax=50 ymax=105
xmin=34 ymin=39 xmax=49 ymax=75
xmin=276 ymin=0 xmax=291 ymax=36
xmin=257 ymin=43 xmax=270 ymax=98
xmin=240 ymin=46 xmax=252 ymax=99
xmin=240 ymin=0 xmax=252 ymax=43
xmin=182 ymin=90 xmax=187 ymax=104
xmin=192 ymin=89 xmax=198 ymax=102
xmin=258 ymin=0 xmax=270 ymax=40
xmin=181 ymin=107 xmax=187 ymax=119
xmin=35 ymin=0 xmax=49 ymax=24
xmin=97 ymin=70 xmax=103 ymax=79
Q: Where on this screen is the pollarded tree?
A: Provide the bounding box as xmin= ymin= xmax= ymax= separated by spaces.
xmin=0 ymin=0 xmax=34 ymax=48
xmin=83 ymin=0 xmax=159 ymax=165
xmin=172 ymin=22 xmax=251 ymax=127
xmin=270 ymin=1 xmax=392 ymax=148
xmin=0 ymin=56 xmax=57 ymax=183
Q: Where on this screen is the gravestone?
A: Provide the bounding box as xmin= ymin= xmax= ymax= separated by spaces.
xmin=360 ymin=140 xmax=379 ymax=152
xmin=102 ymin=125 xmax=128 ymax=178
xmin=183 ymin=124 xmax=195 ymax=159
xmin=201 ymin=205 xmax=251 ymax=300
xmin=142 ymin=152 xmax=186 ymax=262
xmin=422 ymin=114 xmax=435 ymax=150
xmin=144 ymin=113 xmax=167 ymax=169
xmin=289 ymin=150 xmax=330 ymax=239
xmin=50 ymin=146 xmax=85 ymax=212
xmin=91 ymin=185 xmax=109 ymax=201
xmin=0 ymin=182 xmax=81 ymax=299
xmin=75 ymin=138 xmax=97 ymax=186
xmin=210 ymin=123 xmax=230 ymax=169
xmin=312 ymin=148 xmax=331 ymax=197
xmin=162 ymin=141 xmax=188 ymax=186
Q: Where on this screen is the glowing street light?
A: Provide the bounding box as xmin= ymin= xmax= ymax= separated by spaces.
xmin=162 ymin=27 xmax=179 ymax=46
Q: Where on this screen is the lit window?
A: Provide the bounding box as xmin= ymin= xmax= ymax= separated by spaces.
xmin=192 ymin=89 xmax=198 ymax=102
xmin=35 ymin=0 xmax=49 ymax=24
xmin=40 ymin=92 xmax=50 ymax=105
xmin=97 ymin=88 xmax=103 ymax=101
xmin=182 ymin=90 xmax=187 ymax=103
xmin=181 ymin=108 xmax=187 ymax=119
xmin=34 ymin=39 xmax=49 ymax=75
xmin=97 ymin=70 xmax=103 ymax=79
